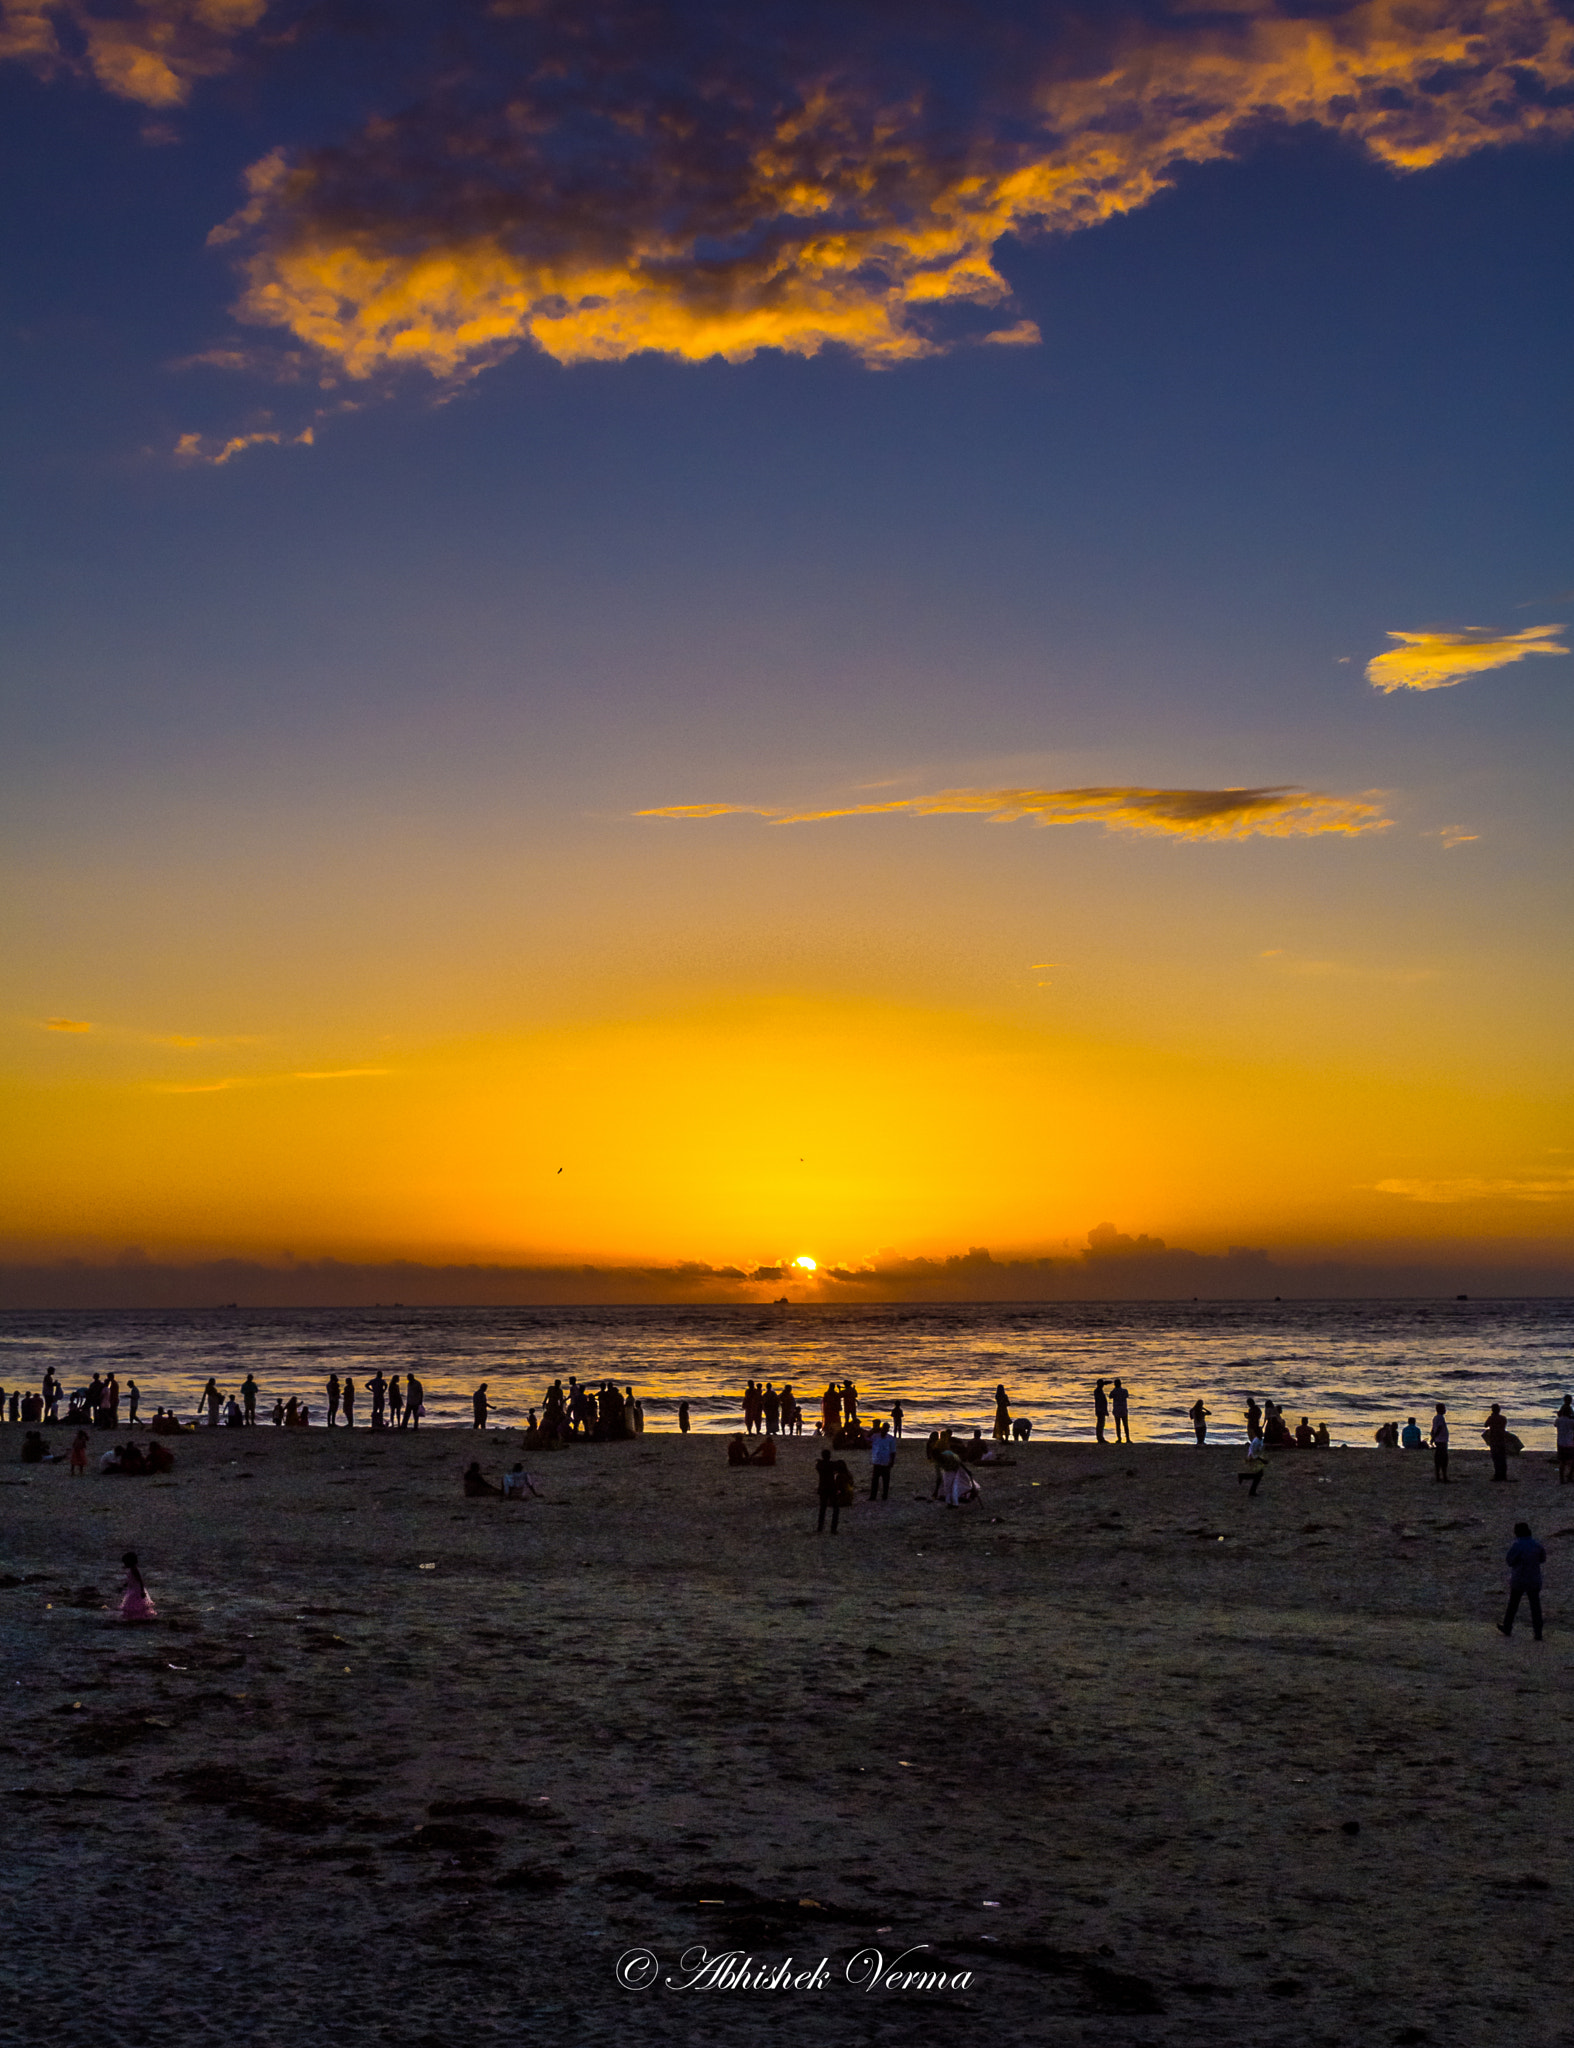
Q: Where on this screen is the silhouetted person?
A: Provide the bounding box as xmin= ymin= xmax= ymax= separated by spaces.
xmin=678 ymin=1399 xmax=690 ymax=1434
xmin=890 ymin=1400 xmax=904 ymax=1439
xmin=1482 ymin=1403 xmax=1509 ymax=1481
xmin=388 ymin=1375 xmax=404 ymax=1427
xmin=1189 ymin=1399 xmax=1209 ymax=1445
xmin=1430 ymin=1404 xmax=1449 ymax=1480
xmin=1497 ymin=1522 xmax=1545 ymax=1639
xmin=126 ymin=1379 xmax=141 ymax=1426
xmin=1555 ymin=1396 xmax=1574 ymax=1484
xmin=341 ymin=1377 xmax=355 ymax=1428
xmin=1111 ymin=1378 xmax=1131 ymax=1444
xmin=1245 ymin=1395 xmax=1262 ymax=1438
xmin=1093 ymin=1380 xmax=1109 ymax=1442
xmin=463 ymin=1460 xmax=499 ymax=1497
xmin=326 ymin=1373 xmax=340 ymax=1426
xmin=763 ymin=1383 xmax=780 ymax=1435
xmin=869 ymin=1421 xmax=896 ymax=1500
xmin=473 ymin=1383 xmax=489 ymax=1430
xmin=993 ymin=1385 xmax=1011 ymax=1440
xmin=366 ymin=1372 xmax=387 ymax=1428
xmin=240 ymin=1374 xmax=257 ymax=1425
xmin=1238 ymin=1437 xmax=1266 ymax=1497
xmin=816 ymin=1448 xmax=850 ymax=1533
xmin=404 ymin=1372 xmax=424 ymax=1430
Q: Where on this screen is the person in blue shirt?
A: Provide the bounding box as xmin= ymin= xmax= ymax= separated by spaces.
xmin=1497 ymin=1522 xmax=1546 ymax=1640
xmin=1400 ymin=1417 xmax=1423 ymax=1449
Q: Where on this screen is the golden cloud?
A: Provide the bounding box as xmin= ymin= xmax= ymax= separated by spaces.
xmin=1376 ymin=1174 xmax=1574 ymax=1203
xmin=43 ymin=1016 xmax=93 ymax=1032
xmin=173 ymin=424 xmax=314 ymax=464
xmin=204 ymin=0 xmax=1574 ymax=381
xmin=639 ymin=784 xmax=1392 ymax=840
xmin=153 ymin=1066 xmax=393 ymax=1095
xmin=1366 ymin=622 xmax=1570 ymax=692
xmin=0 ymin=0 xmax=266 ymax=108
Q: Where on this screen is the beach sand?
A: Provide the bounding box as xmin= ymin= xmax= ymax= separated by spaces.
xmin=2 ymin=1425 xmax=1570 ymax=2047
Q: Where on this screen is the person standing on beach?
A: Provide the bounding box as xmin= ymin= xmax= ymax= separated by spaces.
xmin=1497 ymin=1521 xmax=1546 ymax=1639
xmin=366 ymin=1372 xmax=387 ymax=1429
xmin=1245 ymin=1395 xmax=1262 ymax=1440
xmin=1111 ymin=1379 xmax=1132 ymax=1444
xmin=388 ymin=1375 xmax=404 ymax=1428
xmin=405 ymin=1371 xmax=423 ymax=1430
xmin=1429 ymin=1404 xmax=1449 ymax=1480
xmin=993 ymin=1385 xmax=1011 ymax=1441
xmin=678 ymin=1399 xmax=690 ymax=1435
xmin=869 ymin=1420 xmax=896 ymax=1500
xmin=473 ymin=1383 xmax=489 ymax=1430
xmin=341 ymin=1377 xmax=355 ymax=1428
xmin=1189 ymin=1399 xmax=1209 ymax=1445
xmin=815 ymin=1448 xmax=850 ymax=1533
xmin=239 ymin=1374 xmax=256 ymax=1425
xmin=326 ymin=1373 xmax=340 ymax=1426
xmin=763 ymin=1383 xmax=780 ymax=1435
xmin=1554 ymin=1396 xmax=1574 ymax=1484
xmin=890 ymin=1400 xmax=904 ymax=1439
xmin=126 ymin=1379 xmax=141 ymax=1426
xmin=201 ymin=1377 xmax=221 ymax=1428
xmin=1093 ymin=1381 xmax=1109 ymax=1442
xmin=1482 ymin=1404 xmax=1510 ymax=1482
xmin=822 ymin=1383 xmax=842 ymax=1437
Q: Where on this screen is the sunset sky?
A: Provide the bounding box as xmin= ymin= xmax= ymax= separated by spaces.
xmin=2 ymin=0 xmax=1571 ymax=1294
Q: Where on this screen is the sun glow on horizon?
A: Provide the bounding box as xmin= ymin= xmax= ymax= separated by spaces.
xmin=794 ymin=1255 xmax=818 ymax=1271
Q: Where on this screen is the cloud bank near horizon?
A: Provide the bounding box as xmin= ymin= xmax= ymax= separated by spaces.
xmin=4 ymin=1230 xmax=1572 ymax=1310
xmin=640 ymin=784 xmax=1392 ymax=841
xmin=1367 ymin=622 xmax=1569 ymax=692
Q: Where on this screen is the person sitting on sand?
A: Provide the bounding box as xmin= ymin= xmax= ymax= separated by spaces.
xmin=1314 ymin=1422 xmax=1331 ymax=1449
xmin=284 ymin=1397 xmax=300 ymax=1427
xmin=1294 ymin=1417 xmax=1314 ymax=1448
xmin=727 ymin=1434 xmax=750 ymax=1466
xmin=462 ymin=1461 xmax=500 ymax=1497
xmin=501 ymin=1463 xmax=541 ymax=1499
xmin=270 ymin=1399 xmax=286 ymax=1426
xmin=947 ymin=1460 xmax=980 ymax=1507
xmin=1265 ymin=1410 xmax=1295 ymax=1449
xmin=1401 ymin=1416 xmax=1423 ymax=1449
xmin=145 ymin=1440 xmax=174 ymax=1473
xmin=119 ymin=1551 xmax=157 ymax=1622
xmin=960 ymin=1429 xmax=989 ymax=1464
xmin=20 ymin=1430 xmax=51 ymax=1464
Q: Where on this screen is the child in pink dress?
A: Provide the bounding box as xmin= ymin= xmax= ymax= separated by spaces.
xmin=119 ymin=1551 xmax=157 ymax=1622
xmin=69 ymin=1431 xmax=90 ymax=1476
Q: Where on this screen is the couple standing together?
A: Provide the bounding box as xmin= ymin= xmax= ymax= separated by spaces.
xmin=1093 ymin=1378 xmax=1131 ymax=1443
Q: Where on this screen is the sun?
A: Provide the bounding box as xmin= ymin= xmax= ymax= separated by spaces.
xmin=793 ymin=1254 xmax=817 ymax=1271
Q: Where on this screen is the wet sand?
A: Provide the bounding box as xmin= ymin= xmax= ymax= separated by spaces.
xmin=2 ymin=1426 xmax=1570 ymax=2048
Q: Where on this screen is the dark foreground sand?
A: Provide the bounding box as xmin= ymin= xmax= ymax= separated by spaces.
xmin=2 ymin=1426 xmax=1570 ymax=2048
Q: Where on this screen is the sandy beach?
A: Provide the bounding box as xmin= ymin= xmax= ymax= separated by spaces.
xmin=2 ymin=1424 xmax=1570 ymax=2048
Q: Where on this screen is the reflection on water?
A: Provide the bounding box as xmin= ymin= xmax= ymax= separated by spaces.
xmin=2 ymin=1299 xmax=1571 ymax=1446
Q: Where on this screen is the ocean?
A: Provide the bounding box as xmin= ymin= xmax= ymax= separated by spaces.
xmin=1 ymin=1298 xmax=1570 ymax=1446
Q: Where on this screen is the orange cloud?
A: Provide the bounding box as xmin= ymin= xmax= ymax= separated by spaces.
xmin=0 ymin=0 xmax=266 ymax=108
xmin=43 ymin=1016 xmax=93 ymax=1032
xmin=640 ymin=785 xmax=1392 ymax=841
xmin=206 ymin=0 xmax=1574 ymax=381
xmin=173 ymin=424 xmax=314 ymax=464
xmin=1376 ymin=1174 xmax=1574 ymax=1203
xmin=1366 ymin=622 xmax=1569 ymax=692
